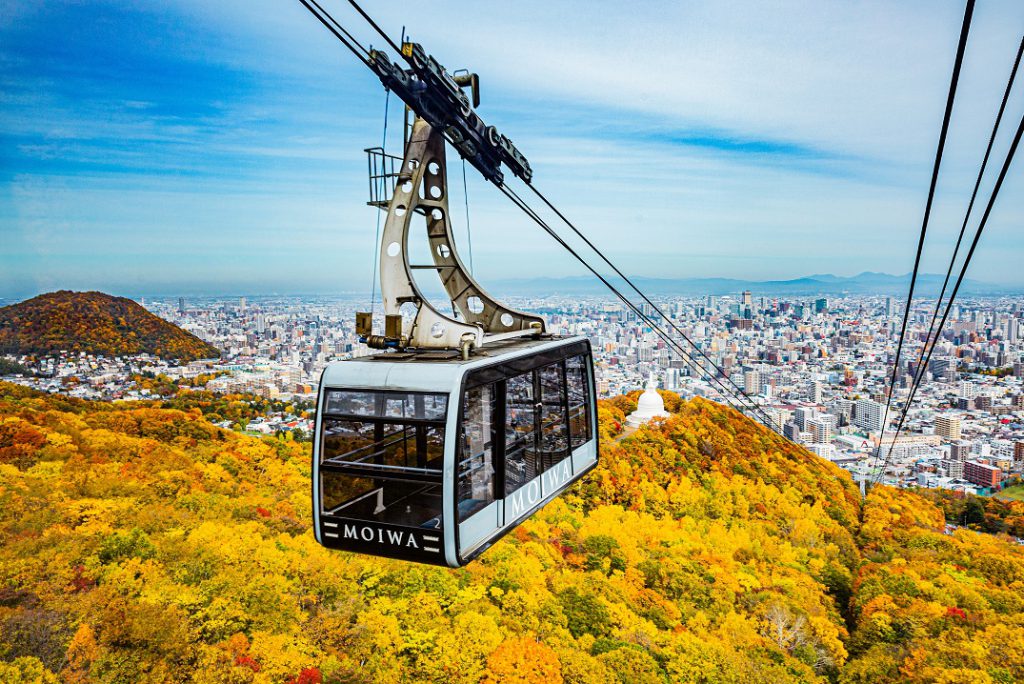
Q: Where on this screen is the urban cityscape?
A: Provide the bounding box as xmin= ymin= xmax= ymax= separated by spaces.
xmin=3 ymin=290 xmax=1023 ymax=497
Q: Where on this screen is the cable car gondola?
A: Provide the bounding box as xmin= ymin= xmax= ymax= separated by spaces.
xmin=312 ymin=336 xmax=597 ymax=566
xmin=306 ymin=29 xmax=602 ymax=565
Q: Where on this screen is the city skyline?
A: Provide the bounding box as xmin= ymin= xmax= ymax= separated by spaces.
xmin=5 ymin=288 xmax=1024 ymax=495
xmin=3 ymin=1 xmax=1024 ymax=297
xmin=0 ymin=269 xmax=1015 ymax=304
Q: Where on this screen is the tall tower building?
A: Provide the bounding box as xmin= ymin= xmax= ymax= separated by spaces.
xmin=178 ymin=297 xmax=186 ymax=313
xmin=950 ymin=442 xmax=971 ymax=461
xmin=809 ymin=418 xmax=832 ymax=444
xmin=854 ymin=399 xmax=882 ymax=432
xmin=935 ymin=415 xmax=962 ymax=440
xmin=810 ymin=381 xmax=823 ymax=404
xmin=744 ymin=370 xmax=763 ymax=395
xmin=959 ymin=381 xmax=975 ymax=400
xmin=794 ymin=407 xmax=816 ymax=431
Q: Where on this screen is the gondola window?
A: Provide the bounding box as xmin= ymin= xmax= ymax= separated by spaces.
xmin=319 ymin=390 xmax=447 ymax=530
xmin=457 ymin=384 xmax=496 ymax=521
xmin=538 ymin=363 xmax=570 ymax=470
xmin=567 ymin=354 xmax=591 ymax=448
xmin=504 ymin=371 xmax=538 ymax=496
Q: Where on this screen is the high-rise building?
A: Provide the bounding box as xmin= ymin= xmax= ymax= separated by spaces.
xmin=809 ymin=418 xmax=832 ymax=444
xmin=742 ymin=291 xmax=752 ymax=308
xmin=885 ymin=297 xmax=894 ymax=317
xmin=783 ymin=423 xmax=801 ymax=442
xmin=1015 ymin=442 xmax=1024 ymax=463
xmin=178 ymin=297 xmax=186 ymax=313
xmin=950 ymin=442 xmax=971 ymax=461
xmin=935 ymin=416 xmax=962 ymax=440
xmin=810 ymin=381 xmax=823 ymax=404
xmin=743 ymin=370 xmax=762 ymax=396
xmin=794 ymin=407 xmax=816 ymax=431
xmin=814 ymin=298 xmax=828 ymax=314
xmin=240 ymin=297 xmax=247 ymax=311
xmin=959 ymin=381 xmax=975 ymax=399
xmin=832 ymin=399 xmax=854 ymax=426
xmin=854 ymin=399 xmax=882 ymax=432
xmin=943 ymin=459 xmax=964 ymax=479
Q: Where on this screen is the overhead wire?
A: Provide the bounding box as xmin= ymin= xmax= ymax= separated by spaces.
xmin=883 ymin=86 xmax=1024 ymax=464
xmin=344 ymin=0 xmax=403 ymax=55
xmin=302 ymin=0 xmax=795 ymax=433
xmin=509 ymin=187 xmax=781 ymax=431
xmin=521 ymin=182 xmax=782 ymax=431
xmin=296 ymin=0 xmax=372 ymax=65
xmin=497 ymin=182 xmax=782 ymax=431
xmin=875 ymin=0 xmax=975 ymax=482
xmin=904 ymin=34 xmax=1024 ymax=396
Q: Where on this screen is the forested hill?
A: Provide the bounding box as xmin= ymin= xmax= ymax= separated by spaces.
xmin=0 ymin=291 xmax=218 ymax=361
xmin=1 ymin=382 xmax=1023 ymax=683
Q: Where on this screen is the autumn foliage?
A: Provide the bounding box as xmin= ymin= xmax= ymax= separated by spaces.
xmin=1 ymin=381 xmax=1023 ymax=682
xmin=0 ymin=290 xmax=219 ymax=360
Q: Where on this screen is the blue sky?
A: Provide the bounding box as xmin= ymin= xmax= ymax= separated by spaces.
xmin=2 ymin=0 xmax=1023 ymax=299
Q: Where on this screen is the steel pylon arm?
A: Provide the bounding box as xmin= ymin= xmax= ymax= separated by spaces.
xmin=358 ymin=117 xmax=544 ymax=354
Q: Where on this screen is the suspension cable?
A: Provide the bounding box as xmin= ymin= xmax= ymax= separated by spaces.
xmin=906 ymin=34 xmax=1024 ymax=395
xmin=523 ymin=181 xmax=782 ymax=432
xmin=883 ymin=105 xmax=1024 ymax=464
xmin=876 ymin=0 xmax=975 ymax=482
xmin=296 ymin=0 xmax=371 ymax=65
xmin=511 ymin=188 xmax=778 ymax=429
xmin=298 ymin=0 xmax=851 ymax=434
xmin=344 ymin=0 xmax=403 ymax=55
xmin=498 ymin=182 xmax=781 ymax=431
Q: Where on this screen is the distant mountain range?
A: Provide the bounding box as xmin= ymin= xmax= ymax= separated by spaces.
xmin=0 ymin=291 xmax=219 ymax=361
xmin=485 ymin=272 xmax=1010 ymax=297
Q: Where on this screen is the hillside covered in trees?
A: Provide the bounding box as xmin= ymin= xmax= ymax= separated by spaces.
xmin=1 ymin=381 xmax=1023 ymax=683
xmin=0 ymin=291 xmax=218 ymax=361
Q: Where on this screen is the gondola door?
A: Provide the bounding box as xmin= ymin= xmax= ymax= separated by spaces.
xmin=501 ymin=363 xmax=574 ymax=524
xmin=503 ymin=371 xmax=540 ymax=498
xmin=456 ymin=382 xmax=502 ymax=552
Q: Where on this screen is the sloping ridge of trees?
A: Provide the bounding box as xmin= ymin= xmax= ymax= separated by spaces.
xmin=0 ymin=291 xmax=219 ymax=361
xmin=0 ymin=381 xmax=1023 ymax=683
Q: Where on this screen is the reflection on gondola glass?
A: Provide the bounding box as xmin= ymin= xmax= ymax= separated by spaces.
xmin=326 ymin=390 xmax=447 ymax=420
xmin=504 ymin=372 xmax=537 ymax=496
xmin=538 ymin=363 xmax=569 ymax=471
xmin=567 ymin=355 xmax=591 ymax=448
xmin=457 ymin=384 xmax=496 ymax=521
xmin=319 ymin=391 xmax=447 ymax=529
